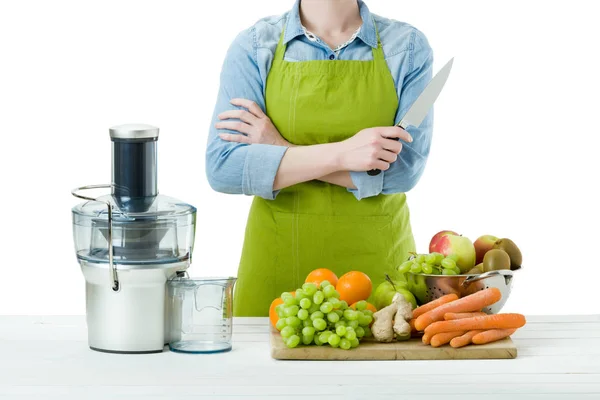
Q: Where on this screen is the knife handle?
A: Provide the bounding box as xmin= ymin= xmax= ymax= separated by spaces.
xmin=366 ymin=137 xmax=401 ymax=176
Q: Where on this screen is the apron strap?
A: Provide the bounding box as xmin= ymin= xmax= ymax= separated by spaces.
xmin=274 ymin=27 xmax=287 ymax=62
xmin=274 ymin=17 xmax=385 ymax=62
xmin=371 ymin=18 xmax=385 ymax=61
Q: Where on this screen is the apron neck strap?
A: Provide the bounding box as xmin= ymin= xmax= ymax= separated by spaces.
xmin=371 ymin=18 xmax=385 ymax=61
xmin=274 ymin=17 xmax=384 ymax=62
xmin=274 ymin=27 xmax=287 ymax=62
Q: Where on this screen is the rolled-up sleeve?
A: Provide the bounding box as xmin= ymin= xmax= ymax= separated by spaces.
xmin=205 ymin=27 xmax=287 ymax=200
xmin=348 ymin=28 xmax=434 ymax=200
xmin=349 ymin=170 xmax=383 ymax=200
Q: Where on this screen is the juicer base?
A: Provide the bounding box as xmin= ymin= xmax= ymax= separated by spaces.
xmin=81 ymin=260 xmax=188 ymax=354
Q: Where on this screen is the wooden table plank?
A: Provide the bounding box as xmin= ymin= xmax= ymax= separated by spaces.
xmin=1 ymin=340 xmax=599 ymax=381
xmin=2 ymin=395 xmax=600 ymax=400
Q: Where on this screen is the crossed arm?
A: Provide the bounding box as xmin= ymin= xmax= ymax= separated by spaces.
xmin=216 ymin=98 xmax=411 ymax=192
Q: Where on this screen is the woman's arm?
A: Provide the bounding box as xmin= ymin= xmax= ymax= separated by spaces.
xmin=215 ymin=96 xmax=411 ymax=194
xmin=219 ymin=102 xmax=412 ymax=192
xmin=206 ymin=28 xmax=289 ymax=200
xmin=272 ymin=126 xmax=409 ymax=191
xmin=319 ymin=171 xmax=356 ymax=189
xmin=218 ymin=112 xmax=357 ymax=189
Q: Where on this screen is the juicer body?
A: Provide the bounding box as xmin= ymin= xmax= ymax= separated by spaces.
xmin=81 ymin=261 xmax=188 ymax=353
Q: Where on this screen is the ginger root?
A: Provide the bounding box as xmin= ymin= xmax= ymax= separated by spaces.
xmin=393 ymin=293 xmax=413 ymax=339
xmin=372 ymin=300 xmax=398 ymax=342
xmin=372 ymin=294 xmax=414 ymax=342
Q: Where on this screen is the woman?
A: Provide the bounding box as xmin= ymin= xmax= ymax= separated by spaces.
xmin=206 ymin=0 xmax=434 ymax=316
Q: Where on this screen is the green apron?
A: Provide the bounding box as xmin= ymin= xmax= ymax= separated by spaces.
xmin=234 ymin=22 xmax=416 ymax=316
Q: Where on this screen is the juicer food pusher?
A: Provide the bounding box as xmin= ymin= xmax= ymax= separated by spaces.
xmin=72 ymin=124 xmax=196 ymax=353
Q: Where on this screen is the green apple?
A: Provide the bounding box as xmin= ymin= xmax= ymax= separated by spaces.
xmin=407 ymin=273 xmax=429 ymax=305
xmin=373 ymin=280 xmax=417 ymax=310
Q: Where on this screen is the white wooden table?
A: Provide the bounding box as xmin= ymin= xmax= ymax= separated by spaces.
xmin=0 ymin=315 xmax=599 ymax=399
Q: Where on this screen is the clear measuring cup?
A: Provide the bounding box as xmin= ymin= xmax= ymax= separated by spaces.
xmin=166 ymin=276 xmax=237 ymax=353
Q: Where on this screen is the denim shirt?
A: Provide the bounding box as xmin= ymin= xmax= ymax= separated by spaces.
xmin=206 ymin=0 xmax=434 ymax=200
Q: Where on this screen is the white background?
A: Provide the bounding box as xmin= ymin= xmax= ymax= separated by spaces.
xmin=1 ymin=0 xmax=598 ymax=316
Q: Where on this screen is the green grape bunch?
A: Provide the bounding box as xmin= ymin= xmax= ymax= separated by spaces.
xmin=397 ymin=252 xmax=462 ymax=276
xmin=274 ymin=281 xmax=374 ymax=349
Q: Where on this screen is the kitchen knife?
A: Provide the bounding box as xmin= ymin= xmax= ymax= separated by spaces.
xmin=367 ymin=57 xmax=454 ymax=176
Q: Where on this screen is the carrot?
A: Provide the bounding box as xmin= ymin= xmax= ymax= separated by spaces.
xmin=449 ymin=330 xmax=483 ymax=348
xmin=409 ymin=318 xmax=416 ymax=330
xmin=412 ymin=294 xmax=459 ymax=319
xmin=444 ymin=312 xmax=487 ymax=321
xmin=430 ymin=331 xmax=466 ymax=348
xmin=424 ymin=313 xmax=526 ymax=336
xmin=410 ymin=319 xmax=423 ymax=338
xmin=472 ymin=328 xmax=517 ymax=345
xmin=422 ymin=332 xmax=433 ymax=345
xmin=414 ymin=288 xmax=502 ymax=331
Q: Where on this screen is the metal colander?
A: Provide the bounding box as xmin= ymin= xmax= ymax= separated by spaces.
xmin=406 ymin=269 xmax=518 ymax=314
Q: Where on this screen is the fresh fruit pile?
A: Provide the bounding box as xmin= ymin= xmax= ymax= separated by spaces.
xmin=397 ymin=231 xmax=523 ymax=276
xmin=473 ymin=236 xmax=522 ymax=273
xmin=271 ymin=270 xmax=376 ymax=349
xmin=397 ymin=252 xmax=461 ymax=276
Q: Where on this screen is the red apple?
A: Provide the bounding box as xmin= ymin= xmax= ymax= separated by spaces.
xmin=474 ymin=235 xmax=499 ymax=264
xmin=429 ymin=230 xmax=458 ymax=253
xmin=434 ymin=234 xmax=476 ymax=273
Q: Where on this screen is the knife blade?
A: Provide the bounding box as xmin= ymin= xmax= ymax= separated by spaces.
xmin=367 ymin=57 xmax=454 ymax=176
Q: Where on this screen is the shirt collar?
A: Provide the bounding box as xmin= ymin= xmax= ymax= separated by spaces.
xmin=284 ymin=0 xmax=379 ymax=49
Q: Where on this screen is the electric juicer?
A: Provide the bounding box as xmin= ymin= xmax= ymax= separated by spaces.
xmin=72 ymin=124 xmax=196 ymax=353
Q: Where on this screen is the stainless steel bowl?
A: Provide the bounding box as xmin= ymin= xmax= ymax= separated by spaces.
xmin=406 ymin=269 xmax=517 ymax=314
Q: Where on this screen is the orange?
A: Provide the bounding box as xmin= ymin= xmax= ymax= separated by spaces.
xmin=305 ymin=268 xmax=339 ymax=287
xmin=269 ymin=297 xmax=284 ymax=328
xmin=336 ymin=271 xmax=372 ymax=306
xmin=350 ymin=301 xmax=377 ymax=313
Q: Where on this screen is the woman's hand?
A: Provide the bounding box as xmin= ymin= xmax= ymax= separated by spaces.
xmin=216 ymin=98 xmax=291 ymax=147
xmin=336 ymin=127 xmax=412 ymax=172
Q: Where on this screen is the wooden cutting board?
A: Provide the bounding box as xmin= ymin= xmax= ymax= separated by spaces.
xmin=270 ymin=328 xmax=517 ymax=360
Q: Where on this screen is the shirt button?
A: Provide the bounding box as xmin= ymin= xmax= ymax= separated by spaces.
xmin=329 ymin=54 xmax=335 ymax=60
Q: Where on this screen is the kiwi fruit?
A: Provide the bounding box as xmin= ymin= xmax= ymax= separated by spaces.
xmin=483 ymin=249 xmax=511 ymax=272
xmin=467 ymin=263 xmax=484 ymax=275
xmin=493 ymin=238 xmax=522 ymax=270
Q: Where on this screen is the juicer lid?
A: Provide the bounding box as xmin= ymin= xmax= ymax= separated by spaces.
xmin=72 ymin=193 xmax=196 ymax=267
xmin=109 ymin=124 xmax=159 ymax=141
xmin=72 ymin=194 xmax=196 ymax=221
